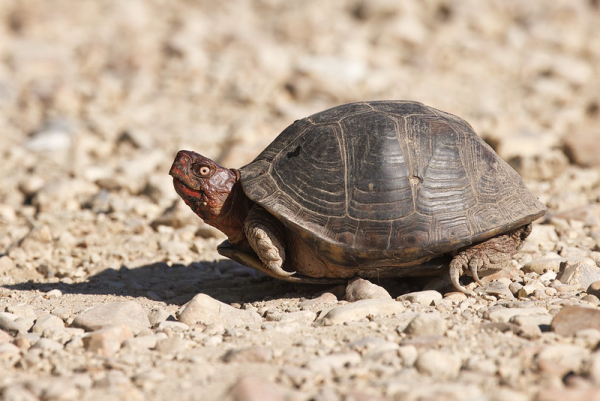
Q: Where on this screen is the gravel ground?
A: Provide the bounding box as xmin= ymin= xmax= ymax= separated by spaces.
xmin=1 ymin=1 xmax=600 ymax=400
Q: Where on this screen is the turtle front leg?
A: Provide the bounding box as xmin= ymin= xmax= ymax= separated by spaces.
xmin=244 ymin=205 xmax=295 ymax=278
xmin=449 ymin=224 xmax=532 ymax=294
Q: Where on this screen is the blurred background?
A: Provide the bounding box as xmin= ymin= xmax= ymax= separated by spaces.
xmin=0 ymin=0 xmax=599 ymax=277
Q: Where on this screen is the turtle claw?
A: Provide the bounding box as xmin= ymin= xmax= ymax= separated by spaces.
xmin=267 ymin=263 xmax=296 ymax=278
xmin=449 ymin=263 xmax=475 ymax=295
xmin=469 ymin=263 xmax=484 ymax=286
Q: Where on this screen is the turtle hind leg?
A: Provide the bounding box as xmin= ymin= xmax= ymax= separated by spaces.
xmin=449 ymin=224 xmax=532 ymax=294
xmin=244 ymin=205 xmax=295 ymax=278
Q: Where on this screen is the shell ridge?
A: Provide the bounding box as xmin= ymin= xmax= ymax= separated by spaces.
xmin=453 ymin=121 xmax=479 ymax=238
xmin=335 ymin=121 xmax=350 ymax=217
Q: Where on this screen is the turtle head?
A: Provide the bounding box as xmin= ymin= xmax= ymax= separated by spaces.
xmin=169 ymin=150 xmax=238 ymax=222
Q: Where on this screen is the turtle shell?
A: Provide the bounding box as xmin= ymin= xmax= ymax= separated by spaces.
xmin=239 ymin=101 xmax=546 ymax=268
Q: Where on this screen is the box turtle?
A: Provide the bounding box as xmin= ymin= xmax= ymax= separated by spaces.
xmin=170 ymin=101 xmax=546 ymax=294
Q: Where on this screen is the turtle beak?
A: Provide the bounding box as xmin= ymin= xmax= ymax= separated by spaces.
xmin=170 ymin=150 xmax=201 ymax=190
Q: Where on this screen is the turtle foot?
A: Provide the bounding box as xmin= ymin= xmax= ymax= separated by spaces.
xmin=245 ymin=205 xmax=296 ymax=278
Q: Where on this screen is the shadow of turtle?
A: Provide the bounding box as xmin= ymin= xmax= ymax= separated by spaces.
xmin=1 ymin=259 xmax=351 ymax=305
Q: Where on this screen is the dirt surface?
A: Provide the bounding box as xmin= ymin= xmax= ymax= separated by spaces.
xmin=1 ymin=1 xmax=600 ymax=400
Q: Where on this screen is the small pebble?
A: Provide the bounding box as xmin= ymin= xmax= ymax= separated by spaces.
xmin=155 ymin=337 xmax=191 ymax=355
xmin=228 ymin=376 xmax=284 ymax=401
xmin=122 ymin=335 xmax=158 ymax=351
xmin=345 ymin=278 xmax=391 ymax=301
xmin=307 ymin=352 xmax=362 ymax=372
xmin=536 ymin=344 xmax=588 ymax=376
xmin=444 ymin=292 xmax=467 ymax=303
xmin=317 ymin=299 xmax=405 ymax=326
xmin=222 ymin=346 xmax=273 ymax=363
xmin=478 ymin=281 xmax=514 ymax=299
xmin=31 ymin=314 xmax=65 ymax=334
xmin=82 ymin=324 xmax=133 ymax=356
xmin=5 ymin=305 xmax=36 ymax=318
xmin=156 ymin=321 xmax=190 ymax=332
xmin=0 ymin=313 xmax=25 ymax=335
xmin=31 ymin=338 xmax=63 ymax=352
xmin=405 ymin=313 xmax=448 ymax=337
xmin=45 ymin=289 xmax=62 ymax=298
xmin=299 ymin=292 xmax=338 ymax=309
xmin=397 ymin=345 xmax=418 ymax=367
xmin=264 ymin=310 xmax=316 ymax=324
xmin=509 ymin=282 xmax=524 ymax=296
xmin=397 ymin=290 xmax=442 ymax=306
xmin=148 ymin=307 xmax=171 ymax=327
xmin=587 ymin=280 xmax=600 ymax=298
xmin=415 ymin=350 xmax=461 ymax=379
xmin=551 ymin=306 xmax=600 ymax=336
xmin=71 ymin=301 xmax=150 ymax=335
xmin=177 ymin=294 xmax=261 ymax=327
xmin=484 ymin=306 xmax=549 ymax=323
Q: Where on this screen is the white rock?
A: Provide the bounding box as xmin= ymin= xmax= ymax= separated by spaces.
xmin=45 ymin=289 xmax=62 ymax=298
xmin=5 ymin=305 xmax=36 ymax=319
xmin=523 ymin=257 xmax=592 ymax=274
xmin=517 ymin=282 xmax=545 ymax=298
xmin=347 ymin=337 xmax=399 ymax=358
xmin=31 ymin=338 xmax=63 ymax=352
xmin=478 ymin=281 xmax=514 ymax=299
xmin=397 ymin=345 xmax=418 ymax=367
xmin=156 ymin=321 xmax=190 ymax=332
xmin=509 ymin=282 xmax=524 ymax=296
xmin=397 ymin=290 xmax=442 ymax=306
xmin=558 ymin=260 xmax=600 ymax=290
xmin=345 ymin=278 xmax=391 ymax=301
xmin=222 ymin=346 xmax=273 ymax=363
xmin=71 ymin=301 xmax=150 ymax=335
xmin=148 ymin=307 xmax=171 ymax=327
xmin=155 ymin=337 xmax=192 ymax=355
xmin=405 ymin=313 xmax=447 ymax=337
xmin=82 ymin=324 xmax=133 ymax=357
xmin=26 ymin=120 xmax=74 ymax=152
xmin=13 ymin=316 xmax=35 ymax=332
xmin=465 ymin=357 xmax=497 ymax=374
xmin=227 ymin=376 xmax=285 ymax=401
xmin=484 ymin=306 xmax=549 ymax=323
xmin=539 ymin=271 xmax=558 ymax=282
xmin=574 ymin=329 xmax=600 ymax=349
xmin=536 ymin=344 xmax=588 ymax=376
xmin=42 ymin=327 xmax=83 ymax=345
xmin=415 ymin=350 xmax=461 ymax=379
xmin=264 ymin=310 xmax=316 ymax=324
xmin=0 ymin=313 xmax=25 ymax=335
xmin=31 ymin=314 xmax=65 ymax=334
xmin=307 ymin=352 xmax=362 ymax=372
xmin=299 ymin=292 xmax=338 ymax=309
xmin=177 ymin=293 xmax=261 ymax=327
xmin=122 ymin=335 xmax=158 ymax=351
xmin=316 ymin=299 xmax=405 ymax=326
xmin=510 ymin=314 xmax=553 ymax=328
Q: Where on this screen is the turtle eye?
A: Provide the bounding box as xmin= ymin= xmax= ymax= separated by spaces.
xmin=197 ymin=165 xmax=211 ymax=176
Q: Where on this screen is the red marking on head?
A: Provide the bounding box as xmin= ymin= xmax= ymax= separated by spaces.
xmin=169 ymin=150 xmax=250 ymax=244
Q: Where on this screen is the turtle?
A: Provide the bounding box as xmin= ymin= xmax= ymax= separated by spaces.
xmin=169 ymin=101 xmax=546 ymax=294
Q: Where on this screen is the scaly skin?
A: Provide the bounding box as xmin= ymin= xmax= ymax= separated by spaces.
xmin=169 ymin=150 xmax=251 ymax=245
xmin=449 ymin=224 xmax=532 ymax=294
